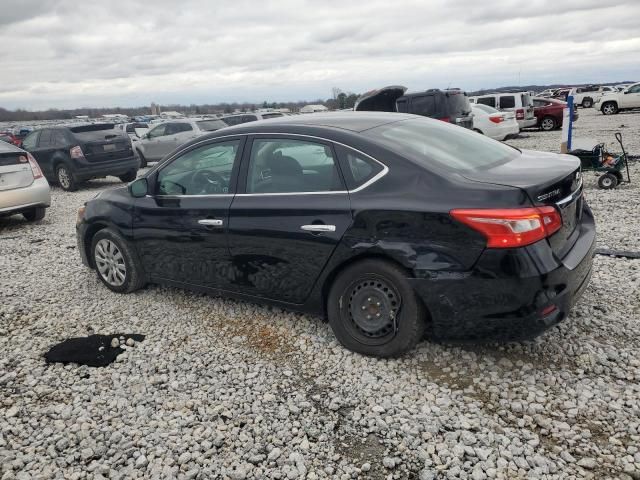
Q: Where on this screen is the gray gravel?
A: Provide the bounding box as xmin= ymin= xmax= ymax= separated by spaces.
xmin=1 ymin=109 xmax=640 ymax=479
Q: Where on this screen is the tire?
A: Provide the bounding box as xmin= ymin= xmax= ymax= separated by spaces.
xmin=540 ymin=116 xmax=557 ymax=131
xmin=90 ymin=228 xmax=145 ymax=293
xmin=473 ymin=128 xmax=483 ymax=135
xmin=327 ymin=259 xmax=427 ymax=357
xmin=613 ymin=171 xmax=624 ymax=183
xmin=23 ymin=207 xmax=46 ymax=221
xmin=56 ymin=164 xmax=77 ymax=191
xmin=601 ymin=102 xmax=618 ymax=115
xmin=137 ymin=149 xmax=147 ymax=168
xmin=581 ymin=98 xmax=593 ymax=108
xmin=118 ymin=170 xmax=137 ymax=183
xmin=598 ymin=173 xmax=618 ymax=189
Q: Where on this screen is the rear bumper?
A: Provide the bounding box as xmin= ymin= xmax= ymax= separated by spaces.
xmin=0 ymin=177 xmax=51 ymax=215
xmin=71 ymin=156 xmax=140 ymax=182
xmin=409 ymin=204 xmax=596 ymax=341
xmin=518 ymin=117 xmax=538 ymax=129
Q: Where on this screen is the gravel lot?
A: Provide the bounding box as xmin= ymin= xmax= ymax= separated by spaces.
xmin=1 ymin=109 xmax=639 ymax=480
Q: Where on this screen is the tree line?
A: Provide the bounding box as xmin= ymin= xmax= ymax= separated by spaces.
xmin=0 ymin=87 xmax=361 ymax=122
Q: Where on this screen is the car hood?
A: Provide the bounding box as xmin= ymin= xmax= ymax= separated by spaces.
xmin=354 ymin=85 xmax=407 ymax=112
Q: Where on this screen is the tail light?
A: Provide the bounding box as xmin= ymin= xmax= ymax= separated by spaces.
xmin=438 ymin=117 xmax=450 ymax=123
xmin=450 ymin=207 xmax=562 ymax=248
xmin=489 ymin=115 xmax=505 ymax=124
xmin=70 ymin=145 xmax=85 ymax=160
xmin=26 ymin=152 xmax=43 ymax=179
xmin=515 ymin=109 xmax=525 ymax=120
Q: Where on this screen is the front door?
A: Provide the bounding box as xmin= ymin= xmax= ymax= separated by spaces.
xmin=228 ymin=135 xmax=352 ymax=304
xmin=620 ymin=84 xmax=640 ymax=108
xmin=26 ymin=129 xmax=57 ymax=179
xmin=133 ymin=137 xmax=245 ymax=289
xmin=143 ymin=124 xmax=169 ymax=161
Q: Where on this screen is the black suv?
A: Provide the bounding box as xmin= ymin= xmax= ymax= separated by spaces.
xmin=21 ymin=124 xmax=138 ymax=191
xmin=355 ymin=85 xmax=473 ymax=129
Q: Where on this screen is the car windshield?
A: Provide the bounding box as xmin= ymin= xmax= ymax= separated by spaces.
xmin=196 ymin=120 xmax=228 ymax=131
xmin=364 ymin=117 xmax=518 ymax=173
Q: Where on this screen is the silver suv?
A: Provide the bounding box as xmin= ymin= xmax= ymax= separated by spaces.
xmin=135 ymin=118 xmax=228 ymax=166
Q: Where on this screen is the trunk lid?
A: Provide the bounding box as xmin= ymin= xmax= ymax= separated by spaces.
xmin=0 ymin=151 xmax=34 ymax=191
xmin=354 ymin=85 xmax=407 ymax=112
xmin=462 ymin=150 xmax=583 ymax=257
xmin=70 ymin=124 xmax=133 ymax=163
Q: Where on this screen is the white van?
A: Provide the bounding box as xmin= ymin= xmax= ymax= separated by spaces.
xmin=469 ymin=92 xmax=536 ymax=129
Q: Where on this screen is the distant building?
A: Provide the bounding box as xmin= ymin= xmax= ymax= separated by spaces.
xmin=300 ymin=104 xmax=328 ymax=114
xmin=151 ymin=102 xmax=159 ymax=115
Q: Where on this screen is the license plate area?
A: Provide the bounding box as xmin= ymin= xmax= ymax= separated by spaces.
xmin=103 ymin=144 xmax=116 ymax=152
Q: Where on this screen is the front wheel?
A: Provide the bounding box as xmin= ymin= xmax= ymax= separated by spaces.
xmin=598 ymin=173 xmax=618 ymax=189
xmin=91 ymin=229 xmax=145 ymax=293
xmin=56 ymin=164 xmax=77 ymax=191
xmin=540 ymin=116 xmax=557 ymax=131
xmin=601 ymin=102 xmax=618 ymax=115
xmin=23 ymin=207 xmax=46 ymax=221
xmin=118 ymin=170 xmax=137 ymax=183
xmin=327 ymin=259 xmax=426 ymax=357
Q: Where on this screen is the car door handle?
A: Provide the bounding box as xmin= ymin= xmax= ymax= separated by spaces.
xmin=300 ymin=224 xmax=336 ymax=232
xmin=198 ymin=219 xmax=223 ymax=227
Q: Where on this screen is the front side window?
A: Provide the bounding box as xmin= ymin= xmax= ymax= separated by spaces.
xmin=157 ymin=140 xmax=240 ymax=195
xmin=148 ymin=124 xmax=167 ymax=138
xmin=246 ymin=138 xmax=342 ymax=193
xmin=38 ymin=129 xmax=53 ymax=148
xmin=499 ymin=96 xmax=515 ymax=109
xmin=476 ymin=97 xmax=496 ymax=108
xmin=169 ymin=123 xmax=193 ymax=134
xmin=627 ymin=84 xmax=640 ymax=94
xmin=222 ymin=116 xmax=242 ymax=126
xmin=242 ymin=115 xmax=258 ymax=123
xmin=53 ymin=130 xmax=68 ymax=146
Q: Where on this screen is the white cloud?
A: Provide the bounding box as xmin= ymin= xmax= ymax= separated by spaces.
xmin=1 ymin=0 xmax=639 ymax=109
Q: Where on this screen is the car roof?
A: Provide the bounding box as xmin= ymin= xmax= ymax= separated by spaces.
xmin=217 ymin=111 xmax=416 ymax=134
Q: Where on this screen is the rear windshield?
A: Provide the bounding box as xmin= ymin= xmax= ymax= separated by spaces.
xmin=196 ymin=120 xmax=228 ymax=131
xmin=69 ymin=124 xmax=126 ymax=142
xmin=364 ymin=117 xmax=518 ymax=173
xmin=445 ymin=92 xmax=471 ymax=116
xmin=69 ymin=123 xmax=115 ymax=133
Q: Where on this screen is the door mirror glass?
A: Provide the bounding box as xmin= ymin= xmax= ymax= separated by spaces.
xmin=129 ymin=178 xmax=148 ymax=197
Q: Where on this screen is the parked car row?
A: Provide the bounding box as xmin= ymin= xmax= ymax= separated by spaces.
xmin=469 ymin=92 xmax=536 ymax=129
xmin=594 ymin=82 xmax=640 ymax=115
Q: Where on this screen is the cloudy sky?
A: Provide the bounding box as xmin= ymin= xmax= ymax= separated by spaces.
xmin=2 ymin=0 xmax=639 ymax=110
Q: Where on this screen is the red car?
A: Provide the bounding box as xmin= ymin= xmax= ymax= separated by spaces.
xmin=0 ymin=131 xmax=22 ymax=147
xmin=532 ymin=97 xmax=579 ymax=131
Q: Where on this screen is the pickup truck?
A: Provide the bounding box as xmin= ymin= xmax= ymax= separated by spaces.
xmin=594 ymin=83 xmax=640 ymax=115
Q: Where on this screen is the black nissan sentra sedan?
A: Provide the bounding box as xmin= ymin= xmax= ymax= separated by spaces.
xmin=76 ymin=112 xmax=595 ymax=357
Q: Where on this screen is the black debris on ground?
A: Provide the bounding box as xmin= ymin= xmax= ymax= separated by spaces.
xmin=44 ymin=334 xmax=145 ymax=367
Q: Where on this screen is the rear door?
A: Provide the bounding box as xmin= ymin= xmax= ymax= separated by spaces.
xmin=29 ymin=129 xmax=57 ymax=178
xmin=227 ymin=135 xmax=352 ymax=304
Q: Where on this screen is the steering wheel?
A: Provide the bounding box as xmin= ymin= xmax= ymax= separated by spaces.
xmin=191 ymin=170 xmax=226 ymax=194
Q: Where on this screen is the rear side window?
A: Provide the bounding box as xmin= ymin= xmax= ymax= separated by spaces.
xmin=21 ymin=131 xmax=39 ymax=150
xmin=409 ymin=95 xmax=436 ymax=116
xmin=242 ymin=115 xmax=258 ymax=123
xmin=222 ymin=116 xmax=243 ymax=126
xmin=499 ymin=96 xmax=515 ymax=109
xmin=396 ymin=99 xmax=409 ymax=113
xmin=476 ymin=97 xmax=496 ymax=108
xmin=246 ymin=138 xmax=342 ymax=193
xmin=335 ymin=144 xmax=383 ymax=190
xmin=196 ymin=120 xmax=227 ymax=131
xmin=53 ymin=130 xmax=68 ymax=146
xmin=38 ymin=129 xmax=53 ymax=148
xmin=364 ymin=117 xmax=518 ymax=173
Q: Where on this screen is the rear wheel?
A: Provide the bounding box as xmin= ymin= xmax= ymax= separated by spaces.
xmin=137 ymin=149 xmax=147 ymax=168
xmin=118 ymin=170 xmax=137 ymax=183
xmin=91 ymin=229 xmax=145 ymax=293
xmin=598 ymin=173 xmax=618 ymax=189
xmin=23 ymin=207 xmax=46 ymax=221
xmin=327 ymin=259 xmax=426 ymax=357
xmin=56 ymin=164 xmax=77 ymax=191
xmin=601 ymin=102 xmax=618 ymax=115
xmin=581 ymin=98 xmax=593 ymax=108
xmin=540 ymin=116 xmax=556 ymax=131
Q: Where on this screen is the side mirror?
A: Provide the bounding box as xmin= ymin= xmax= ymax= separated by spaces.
xmin=129 ymin=177 xmax=148 ymax=198
xmin=624 ymin=90 xmax=630 ymax=94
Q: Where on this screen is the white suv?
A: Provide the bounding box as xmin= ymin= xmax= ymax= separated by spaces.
xmin=594 ymin=83 xmax=640 ymax=115
xmin=567 ymin=85 xmax=617 ymax=108
xmin=469 ymin=92 xmax=536 ymax=129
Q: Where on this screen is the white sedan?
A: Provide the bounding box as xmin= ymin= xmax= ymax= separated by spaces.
xmin=471 ymin=104 xmax=519 ymax=141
